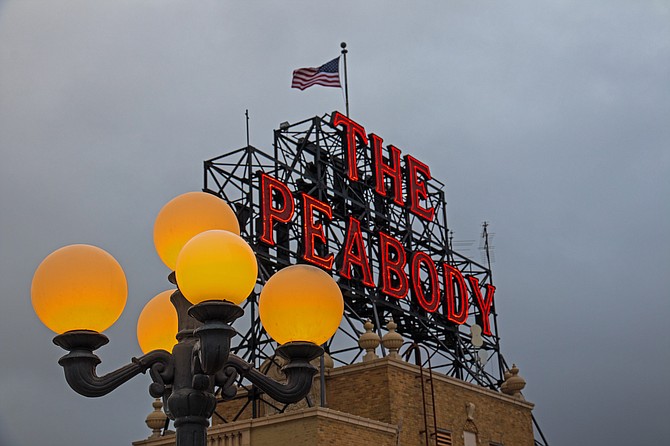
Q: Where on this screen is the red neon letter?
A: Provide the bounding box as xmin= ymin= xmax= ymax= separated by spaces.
xmin=442 ymin=263 xmax=468 ymax=324
xmin=371 ymin=133 xmax=404 ymax=207
xmin=301 ymin=193 xmax=334 ymax=270
xmin=331 ymin=111 xmax=368 ymax=182
xmin=260 ymin=173 xmax=295 ymax=245
xmin=405 ymin=155 xmax=435 ymax=222
xmin=378 ymin=231 xmax=408 ymax=299
xmin=339 ymin=216 xmax=374 ymax=287
xmin=466 ymin=276 xmax=496 ymax=336
xmin=411 ymin=251 xmax=440 ymax=313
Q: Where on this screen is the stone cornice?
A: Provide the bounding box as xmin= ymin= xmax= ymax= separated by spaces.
xmin=133 ymin=406 xmax=398 ymax=446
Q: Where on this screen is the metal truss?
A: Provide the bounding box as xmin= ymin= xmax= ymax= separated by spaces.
xmin=203 ymin=113 xmax=506 ymax=401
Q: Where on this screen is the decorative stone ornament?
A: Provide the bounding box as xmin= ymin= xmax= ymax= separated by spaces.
xmin=465 ymin=402 xmax=476 ymax=421
xmin=358 ymin=319 xmax=380 ymax=361
xmin=323 ymin=352 xmax=335 ymax=369
xmin=382 ymin=318 xmax=403 ymax=359
xmin=500 ymin=369 xmax=511 ymax=394
xmin=145 ymin=398 xmax=168 ymax=439
xmin=501 ymin=364 xmax=526 ymax=400
xmin=463 ymin=401 xmax=478 ymax=433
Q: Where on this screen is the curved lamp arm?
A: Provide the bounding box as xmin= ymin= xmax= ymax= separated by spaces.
xmin=54 ymin=330 xmax=174 ymax=398
xmin=223 ymin=342 xmax=323 ymax=404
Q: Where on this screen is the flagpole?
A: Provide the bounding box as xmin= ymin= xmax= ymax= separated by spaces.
xmin=340 ymin=42 xmax=350 ymax=117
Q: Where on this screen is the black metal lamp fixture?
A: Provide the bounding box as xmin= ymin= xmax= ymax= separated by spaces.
xmin=31 ymin=192 xmax=344 ymax=446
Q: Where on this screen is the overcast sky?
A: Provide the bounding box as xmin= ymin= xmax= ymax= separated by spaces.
xmin=1 ymin=1 xmax=669 ymax=445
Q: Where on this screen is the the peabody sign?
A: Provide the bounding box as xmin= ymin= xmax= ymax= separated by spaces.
xmin=256 ymin=112 xmax=495 ymax=336
xmin=205 ymin=111 xmax=499 ymax=367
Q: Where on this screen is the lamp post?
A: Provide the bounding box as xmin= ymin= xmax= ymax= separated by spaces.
xmin=31 ymin=192 xmax=344 ymax=446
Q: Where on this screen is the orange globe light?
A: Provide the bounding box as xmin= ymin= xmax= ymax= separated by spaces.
xmin=175 ymin=230 xmax=258 ymax=305
xmin=153 ymin=192 xmax=241 ymax=270
xmin=259 ymin=264 xmax=343 ymax=345
xmin=136 ymin=289 xmax=179 ymax=354
xmin=31 ymin=244 xmax=127 ymax=334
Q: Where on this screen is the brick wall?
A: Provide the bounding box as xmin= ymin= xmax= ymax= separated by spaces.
xmin=135 ymin=358 xmax=535 ymax=446
xmin=323 ymin=358 xmax=535 ymax=446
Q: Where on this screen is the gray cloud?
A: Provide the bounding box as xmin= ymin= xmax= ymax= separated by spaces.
xmin=1 ymin=1 xmax=668 ymax=445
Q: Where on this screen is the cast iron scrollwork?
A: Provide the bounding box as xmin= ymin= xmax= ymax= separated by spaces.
xmin=53 ymin=297 xmax=323 ymax=446
xmin=53 ymin=330 xmax=174 ymax=399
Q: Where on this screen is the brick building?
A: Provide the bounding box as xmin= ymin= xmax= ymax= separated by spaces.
xmin=134 ymin=340 xmax=533 ymax=446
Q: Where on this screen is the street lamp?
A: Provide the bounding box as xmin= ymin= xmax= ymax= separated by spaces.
xmin=31 ymin=192 xmax=344 ymax=446
xmin=137 ymin=289 xmax=178 ymax=354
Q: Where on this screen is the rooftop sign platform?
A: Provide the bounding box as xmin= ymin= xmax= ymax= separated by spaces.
xmin=204 ymin=112 xmax=504 ymax=389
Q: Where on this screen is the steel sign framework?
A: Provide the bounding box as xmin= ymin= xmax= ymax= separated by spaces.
xmin=203 ymin=113 xmax=506 ymax=401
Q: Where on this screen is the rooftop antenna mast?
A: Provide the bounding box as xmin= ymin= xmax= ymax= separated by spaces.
xmin=245 ymin=109 xmax=250 ymax=146
xmin=481 ymin=221 xmax=494 ymax=272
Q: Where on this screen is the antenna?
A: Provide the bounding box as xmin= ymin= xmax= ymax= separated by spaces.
xmin=480 ymin=221 xmax=495 ymax=270
xmin=245 ymin=109 xmax=250 ymax=146
xmin=451 ymin=238 xmax=476 ymax=252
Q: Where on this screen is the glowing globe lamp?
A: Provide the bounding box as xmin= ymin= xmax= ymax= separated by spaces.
xmin=154 ymin=192 xmax=241 ymax=270
xmin=31 ymin=244 xmax=127 ymax=334
xmin=137 ymin=289 xmax=178 ymax=354
xmin=175 ymin=230 xmax=258 ymax=305
xmin=259 ymin=265 xmax=343 ymax=345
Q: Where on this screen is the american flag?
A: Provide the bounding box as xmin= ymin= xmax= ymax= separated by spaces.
xmin=291 ymin=57 xmax=341 ymax=90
